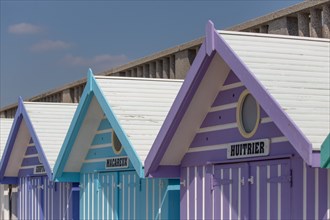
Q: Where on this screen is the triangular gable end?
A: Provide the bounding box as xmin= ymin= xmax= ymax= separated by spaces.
xmin=54 ymin=70 xmax=143 ymax=182
xmin=79 ymin=116 xmax=134 ymax=173
xmin=145 ymin=21 xmax=317 ymax=177
xmin=0 ymin=98 xmax=52 ymax=183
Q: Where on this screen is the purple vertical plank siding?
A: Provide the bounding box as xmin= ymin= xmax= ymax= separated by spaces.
xmin=292 ymin=156 xmax=303 ymax=220
xmin=180 ymin=167 xmax=187 ymax=220
xmin=222 ymin=168 xmax=230 ymax=220
xmin=306 ymin=165 xmax=316 ymax=219
xmin=269 ymin=164 xmax=278 ymax=219
xmin=231 ymin=167 xmax=238 ymax=220
xmin=204 ymin=165 xmax=213 ymax=220
xmin=280 ymin=160 xmax=291 ymax=220
xmin=319 ymin=168 xmax=328 ymax=219
xmin=259 ymin=164 xmax=267 ymax=220
xmin=196 ymin=166 xmax=203 ymax=220
xmin=189 ymin=166 xmax=195 ymax=219
xmin=17 ymin=176 xmax=73 ymax=220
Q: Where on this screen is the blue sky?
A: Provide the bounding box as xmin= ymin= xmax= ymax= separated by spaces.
xmin=0 ymin=1 xmax=302 ymax=108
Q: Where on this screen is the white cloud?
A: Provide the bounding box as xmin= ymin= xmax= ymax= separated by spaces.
xmin=8 ymin=23 xmax=42 ymax=34
xmin=30 ymin=40 xmax=71 ymax=52
xmin=63 ymin=54 xmax=129 ymax=71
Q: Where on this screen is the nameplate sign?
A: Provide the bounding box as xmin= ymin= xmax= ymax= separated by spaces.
xmin=34 ymin=165 xmax=46 ymax=174
xmin=227 ymin=139 xmax=270 ymax=159
xmin=106 ymin=156 xmax=129 ymax=169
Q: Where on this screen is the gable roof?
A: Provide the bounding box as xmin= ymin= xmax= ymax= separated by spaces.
xmin=0 ymin=99 xmax=77 ymax=183
xmin=54 ymin=70 xmax=182 ymax=180
xmin=0 ymin=118 xmax=14 ymax=159
xmin=145 ymin=21 xmax=329 ymax=177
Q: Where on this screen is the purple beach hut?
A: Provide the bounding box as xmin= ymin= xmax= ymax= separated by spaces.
xmin=145 ymin=21 xmax=330 ymax=220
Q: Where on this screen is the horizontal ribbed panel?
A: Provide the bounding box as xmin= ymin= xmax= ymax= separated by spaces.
xmin=220 ymin=31 xmax=330 ymax=151
xmin=24 ymin=102 xmax=77 ymax=171
xmin=95 ymin=77 xmax=183 ymax=164
xmin=0 ymin=118 xmax=13 ymax=158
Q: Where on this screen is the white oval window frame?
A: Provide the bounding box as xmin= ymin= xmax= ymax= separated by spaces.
xmin=112 ymin=132 xmax=123 ymax=155
xmin=236 ymin=89 xmax=260 ymax=138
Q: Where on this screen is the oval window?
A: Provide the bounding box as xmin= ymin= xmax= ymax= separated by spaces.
xmin=112 ymin=132 xmax=122 ymax=154
xmin=237 ymin=90 xmax=260 ymax=138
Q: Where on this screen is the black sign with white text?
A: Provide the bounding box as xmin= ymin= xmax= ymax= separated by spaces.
xmin=106 ymin=156 xmax=129 ymax=169
xmin=227 ymin=139 xmax=270 ymax=159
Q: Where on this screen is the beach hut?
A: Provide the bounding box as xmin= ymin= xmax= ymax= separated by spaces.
xmin=54 ymin=72 xmax=181 ymax=220
xmin=0 ymin=99 xmax=79 ymax=220
xmin=145 ymin=21 xmax=330 ymax=220
xmin=0 ymin=118 xmax=17 ymax=219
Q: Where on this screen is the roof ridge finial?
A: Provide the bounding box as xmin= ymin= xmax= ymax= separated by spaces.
xmin=87 ymin=68 xmax=94 ymax=92
xmin=206 ymin=20 xmax=215 ymax=56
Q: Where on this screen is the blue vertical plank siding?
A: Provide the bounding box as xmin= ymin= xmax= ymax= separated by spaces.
xmin=79 ymin=171 xmax=179 ymax=220
xmin=76 ymin=118 xmax=180 ymax=220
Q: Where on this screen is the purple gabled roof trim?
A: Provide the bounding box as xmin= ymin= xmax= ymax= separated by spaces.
xmin=212 ymin=29 xmax=312 ymax=165
xmin=0 ymin=97 xmax=53 ymax=182
xmin=144 ymin=42 xmax=213 ymax=176
xmin=145 ymin=21 xmax=316 ymax=177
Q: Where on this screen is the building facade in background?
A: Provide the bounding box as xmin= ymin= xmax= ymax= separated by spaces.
xmin=1 ymin=0 xmax=329 ymax=118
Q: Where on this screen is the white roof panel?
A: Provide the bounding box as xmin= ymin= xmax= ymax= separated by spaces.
xmin=95 ymin=77 xmax=183 ymax=164
xmin=219 ymin=31 xmax=330 ymax=151
xmin=24 ymin=102 xmax=77 ymax=171
xmin=0 ymin=118 xmax=13 ymax=158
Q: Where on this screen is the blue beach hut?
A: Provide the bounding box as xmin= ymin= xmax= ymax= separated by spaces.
xmin=0 ymin=99 xmax=79 ymax=220
xmin=54 ymin=70 xmax=181 ymax=220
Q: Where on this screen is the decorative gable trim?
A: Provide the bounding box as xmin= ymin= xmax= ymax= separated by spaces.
xmin=0 ymin=97 xmax=52 ymax=183
xmin=145 ymin=21 xmax=319 ymax=177
xmin=54 ymin=69 xmax=143 ymax=181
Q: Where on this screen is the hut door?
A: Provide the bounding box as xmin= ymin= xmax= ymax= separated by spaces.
xmin=213 ymin=163 xmax=249 ymax=220
xmin=117 ymin=171 xmax=140 ymax=220
xmin=249 ymin=159 xmax=291 ymax=220
xmin=19 ymin=176 xmax=43 ymax=219
xmin=97 ymin=172 xmax=119 ymax=220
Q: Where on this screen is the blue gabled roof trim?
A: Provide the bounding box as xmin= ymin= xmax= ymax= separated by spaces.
xmin=54 ymin=69 xmax=144 ymax=181
xmin=53 ymin=70 xmax=94 ymax=182
xmin=91 ymin=74 xmax=144 ymax=177
xmin=0 ymin=97 xmax=53 ymax=183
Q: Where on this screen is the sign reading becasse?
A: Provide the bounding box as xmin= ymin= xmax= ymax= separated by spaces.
xmin=227 ymin=139 xmax=270 ymax=159
xmin=106 ymin=156 xmax=129 ymax=169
